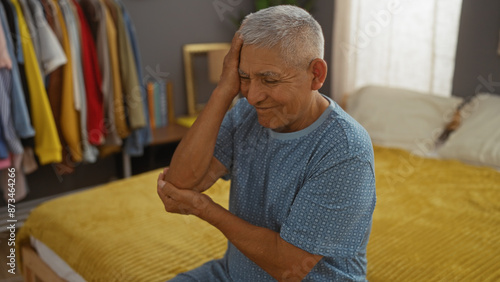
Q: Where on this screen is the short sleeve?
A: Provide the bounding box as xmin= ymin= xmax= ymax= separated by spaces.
xmin=213 ymin=99 xmax=252 ymax=179
xmin=214 ymin=114 xmax=234 ymax=180
xmin=280 ymin=156 xmax=376 ymax=258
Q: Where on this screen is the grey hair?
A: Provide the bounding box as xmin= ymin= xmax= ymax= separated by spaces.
xmin=239 ymin=5 xmax=324 ymax=69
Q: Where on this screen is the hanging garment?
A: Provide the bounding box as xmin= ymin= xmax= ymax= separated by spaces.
xmin=0 ymin=68 xmax=23 ymax=155
xmin=118 ymin=0 xmax=151 ymax=156
xmin=72 ymin=0 xmax=105 ymax=146
xmin=81 ymin=0 xmax=122 ymax=147
xmin=40 ymin=0 xmax=66 ymax=165
xmin=2 ymin=0 xmax=150 ymax=164
xmin=59 ymin=0 xmax=98 ymax=163
xmin=9 ymin=0 xmax=62 ymax=165
xmin=100 ymin=0 xmax=129 ymax=139
xmin=1 ymin=0 xmax=35 ymax=149
xmin=103 ymin=0 xmax=145 ymax=130
xmin=0 ymin=120 xmax=9 ymax=160
xmin=26 ymin=0 xmax=72 ymax=166
xmin=42 ymin=0 xmax=82 ymax=164
xmin=1 ymin=0 xmax=22 ymax=64
xmin=58 ymin=0 xmax=81 ymax=110
xmin=0 ymin=14 xmax=22 ymax=158
xmin=18 ymin=0 xmax=42 ymax=73
xmin=26 ymin=0 xmax=67 ymax=75
xmin=0 ymin=3 xmax=35 ymax=143
xmin=0 ymin=14 xmax=12 ymax=69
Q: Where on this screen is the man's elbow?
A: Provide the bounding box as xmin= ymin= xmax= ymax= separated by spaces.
xmin=278 ymin=254 xmax=323 ymax=281
xmin=163 ymin=168 xmax=204 ymax=190
xmin=273 ymin=236 xmax=323 ymax=281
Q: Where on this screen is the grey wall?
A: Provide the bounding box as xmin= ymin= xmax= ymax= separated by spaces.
xmin=122 ymin=0 xmax=500 ymax=114
xmin=122 ymin=0 xmax=334 ymax=117
xmin=452 ymin=0 xmax=500 ymax=98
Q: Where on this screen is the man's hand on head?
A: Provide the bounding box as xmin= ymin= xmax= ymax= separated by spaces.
xmin=215 ymin=31 xmax=244 ymax=100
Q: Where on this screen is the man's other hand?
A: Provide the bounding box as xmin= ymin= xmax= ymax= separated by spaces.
xmin=157 ymin=170 xmax=214 ymax=217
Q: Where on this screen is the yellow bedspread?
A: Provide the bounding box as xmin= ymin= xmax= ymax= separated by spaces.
xmin=367 ymin=147 xmax=500 ymax=281
xmin=17 ymin=146 xmax=500 ymax=281
xmin=17 ymin=174 xmax=230 ymax=281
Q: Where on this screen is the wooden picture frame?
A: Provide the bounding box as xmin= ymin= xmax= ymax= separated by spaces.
xmin=183 ymin=43 xmax=231 ymax=116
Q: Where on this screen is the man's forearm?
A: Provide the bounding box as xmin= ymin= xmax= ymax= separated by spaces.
xmin=158 ymin=174 xmax=322 ymax=280
xmin=200 ymin=202 xmax=322 ymax=281
xmin=164 ymin=89 xmax=234 ymax=189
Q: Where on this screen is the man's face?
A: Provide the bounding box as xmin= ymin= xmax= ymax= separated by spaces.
xmin=239 ymin=45 xmax=315 ymax=133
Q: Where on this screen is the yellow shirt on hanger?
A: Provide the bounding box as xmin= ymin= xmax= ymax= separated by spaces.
xmin=10 ymin=0 xmax=62 ymax=165
xmin=49 ymin=0 xmax=82 ymax=163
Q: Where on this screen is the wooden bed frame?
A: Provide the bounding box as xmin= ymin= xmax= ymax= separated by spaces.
xmin=22 ymin=245 xmax=66 ymax=282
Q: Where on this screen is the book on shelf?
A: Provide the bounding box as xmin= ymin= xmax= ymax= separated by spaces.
xmin=147 ymin=80 xmax=168 ymax=129
xmin=159 ymin=81 xmax=168 ymax=128
xmin=147 ymin=81 xmax=155 ymax=130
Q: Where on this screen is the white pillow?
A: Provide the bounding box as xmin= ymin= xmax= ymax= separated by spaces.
xmin=346 ymin=85 xmax=462 ymax=156
xmin=438 ymin=94 xmax=500 ymax=168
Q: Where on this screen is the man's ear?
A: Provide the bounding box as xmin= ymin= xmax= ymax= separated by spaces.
xmin=309 ymin=59 xmax=328 ymax=91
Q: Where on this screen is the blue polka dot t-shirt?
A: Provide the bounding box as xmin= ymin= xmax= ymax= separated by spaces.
xmin=212 ymin=95 xmax=376 ymax=281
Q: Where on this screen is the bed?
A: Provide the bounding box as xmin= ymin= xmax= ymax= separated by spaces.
xmin=17 ymin=86 xmax=500 ymax=281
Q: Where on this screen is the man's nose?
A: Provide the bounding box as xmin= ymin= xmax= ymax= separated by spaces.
xmin=246 ymin=81 xmax=266 ymax=106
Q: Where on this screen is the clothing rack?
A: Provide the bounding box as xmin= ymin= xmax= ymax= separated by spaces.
xmin=0 ymin=0 xmax=152 ymax=202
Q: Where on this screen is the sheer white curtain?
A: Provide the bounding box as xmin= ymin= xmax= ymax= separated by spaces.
xmin=332 ymin=0 xmax=463 ymax=101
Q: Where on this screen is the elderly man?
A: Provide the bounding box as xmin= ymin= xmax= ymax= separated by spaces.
xmin=157 ymin=5 xmax=376 ymax=281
